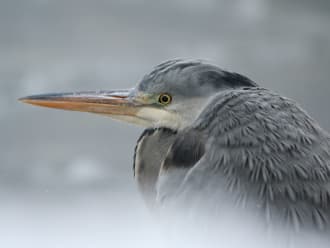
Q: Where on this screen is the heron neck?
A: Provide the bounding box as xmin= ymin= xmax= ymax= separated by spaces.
xmin=133 ymin=128 xmax=177 ymax=207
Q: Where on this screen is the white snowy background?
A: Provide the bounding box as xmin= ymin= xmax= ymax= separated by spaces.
xmin=1 ymin=0 xmax=330 ymax=247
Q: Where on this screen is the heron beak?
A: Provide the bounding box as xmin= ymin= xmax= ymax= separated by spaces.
xmin=19 ymin=89 xmax=153 ymax=125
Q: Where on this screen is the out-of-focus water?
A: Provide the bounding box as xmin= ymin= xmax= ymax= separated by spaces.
xmin=1 ymin=0 xmax=330 ymax=247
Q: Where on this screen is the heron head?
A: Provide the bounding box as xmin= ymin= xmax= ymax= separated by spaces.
xmin=20 ymin=59 xmax=257 ymax=130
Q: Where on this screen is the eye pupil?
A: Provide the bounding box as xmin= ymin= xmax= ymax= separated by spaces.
xmin=162 ymin=96 xmax=168 ymax=102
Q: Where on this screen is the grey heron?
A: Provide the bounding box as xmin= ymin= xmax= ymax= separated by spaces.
xmin=20 ymin=59 xmax=330 ymax=234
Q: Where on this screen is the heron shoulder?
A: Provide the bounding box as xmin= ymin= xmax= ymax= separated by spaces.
xmin=184 ymin=87 xmax=330 ymax=229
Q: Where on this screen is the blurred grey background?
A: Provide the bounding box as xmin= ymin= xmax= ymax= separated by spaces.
xmin=1 ymin=0 xmax=330 ymax=247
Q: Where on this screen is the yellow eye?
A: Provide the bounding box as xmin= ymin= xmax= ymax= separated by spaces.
xmin=158 ymin=93 xmax=172 ymax=105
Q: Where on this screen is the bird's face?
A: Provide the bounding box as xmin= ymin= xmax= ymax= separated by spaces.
xmin=19 ymin=86 xmax=195 ymax=130
xmin=20 ymin=60 xmax=257 ymax=130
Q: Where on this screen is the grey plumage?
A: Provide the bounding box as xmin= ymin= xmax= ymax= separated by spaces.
xmin=133 ymin=60 xmax=330 ymax=232
xmin=134 ymin=128 xmax=177 ymax=206
xmin=138 ymin=59 xmax=257 ymax=96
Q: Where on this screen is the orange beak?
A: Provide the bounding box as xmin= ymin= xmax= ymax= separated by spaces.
xmin=19 ymin=89 xmax=142 ymax=117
